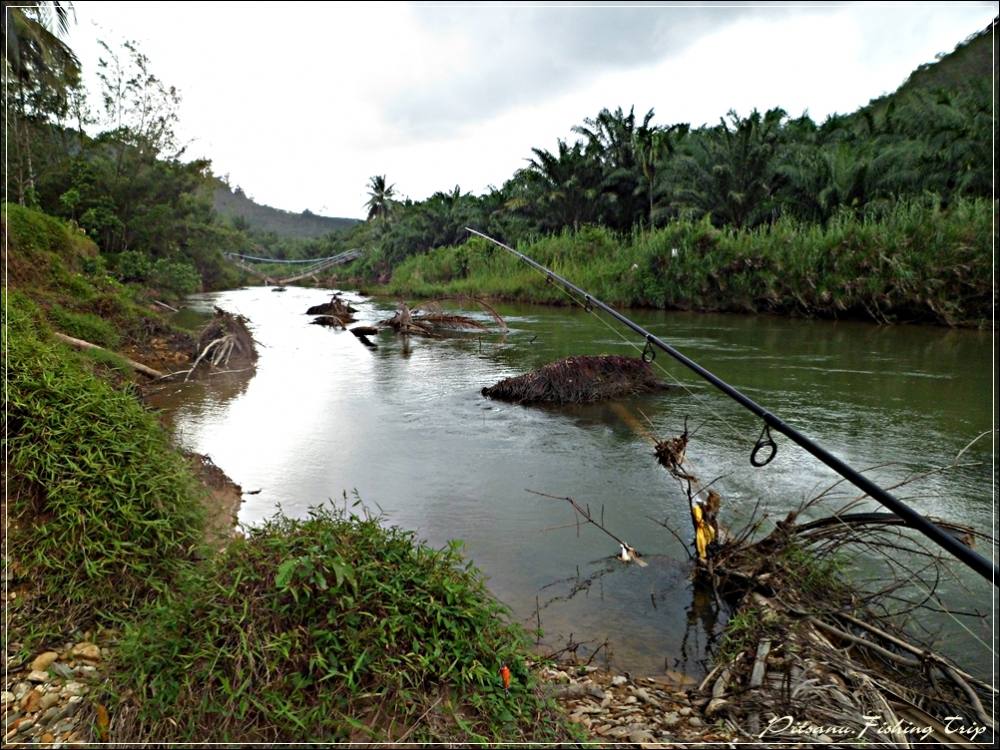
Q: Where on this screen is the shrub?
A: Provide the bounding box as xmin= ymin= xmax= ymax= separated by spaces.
xmin=114 ymin=502 xmax=575 ymax=744
xmin=149 ymin=257 xmax=201 ymax=296
xmin=6 ymin=294 xmax=205 ymax=642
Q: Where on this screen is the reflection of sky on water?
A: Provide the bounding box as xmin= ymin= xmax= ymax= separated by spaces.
xmin=150 ymin=289 xmax=993 ymax=678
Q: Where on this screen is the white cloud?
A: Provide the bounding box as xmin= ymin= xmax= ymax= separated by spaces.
xmin=66 ymin=1 xmax=996 ymax=218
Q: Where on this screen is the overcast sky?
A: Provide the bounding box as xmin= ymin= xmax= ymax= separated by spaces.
xmin=66 ymin=1 xmax=996 ymax=219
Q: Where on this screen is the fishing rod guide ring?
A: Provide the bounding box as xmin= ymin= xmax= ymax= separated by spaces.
xmin=642 ymin=339 xmax=656 ymax=363
xmin=751 ymin=424 xmax=777 ymax=467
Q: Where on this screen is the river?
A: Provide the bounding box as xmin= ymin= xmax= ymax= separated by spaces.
xmin=149 ymin=285 xmax=994 ymax=678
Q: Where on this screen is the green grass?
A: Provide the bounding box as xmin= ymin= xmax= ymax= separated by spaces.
xmin=47 ymin=304 xmax=121 ymax=348
xmin=377 ymin=197 xmax=992 ymax=326
xmin=4 ymin=203 xmax=197 ymax=351
xmin=6 ymin=292 xmax=206 ymax=644
xmin=113 ymin=500 xmax=577 ymax=744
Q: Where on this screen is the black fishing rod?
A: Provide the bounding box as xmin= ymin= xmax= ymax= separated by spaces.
xmin=466 ymin=227 xmax=997 ymax=585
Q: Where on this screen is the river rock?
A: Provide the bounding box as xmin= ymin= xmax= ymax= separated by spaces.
xmin=611 ymin=675 xmax=628 ymax=686
xmin=26 ymin=670 xmax=49 ymax=683
xmin=30 ymin=652 xmax=59 ymax=672
xmin=629 ymin=728 xmax=656 ymax=744
xmin=687 ymin=716 xmax=703 ymax=728
xmin=61 ymin=682 xmax=86 ymax=697
xmin=38 ymin=692 xmax=61 ymax=711
xmin=20 ymin=688 xmax=43 ymax=712
xmin=678 ymin=706 xmax=692 ymax=716
xmin=71 ymin=643 xmax=101 ymax=661
xmin=0 ymin=691 xmax=13 ymax=707
xmin=661 ymin=711 xmax=680 ymax=728
xmin=51 ymin=662 xmax=75 ymax=679
xmin=49 ymin=717 xmax=78 ymax=735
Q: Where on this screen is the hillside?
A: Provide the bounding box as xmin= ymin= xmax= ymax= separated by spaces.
xmin=864 ymin=16 xmax=996 ymax=115
xmin=212 ymin=182 xmax=360 ymax=238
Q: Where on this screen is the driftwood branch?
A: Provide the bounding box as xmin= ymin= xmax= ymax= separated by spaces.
xmin=52 ymin=332 xmax=164 ymax=379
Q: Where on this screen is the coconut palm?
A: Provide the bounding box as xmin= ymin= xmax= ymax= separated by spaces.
xmin=3 ymin=1 xmax=78 ymax=81
xmin=365 ymin=174 xmax=396 ymax=222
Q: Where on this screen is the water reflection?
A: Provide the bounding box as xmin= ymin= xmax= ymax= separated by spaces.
xmin=148 ymin=286 xmax=993 ymax=678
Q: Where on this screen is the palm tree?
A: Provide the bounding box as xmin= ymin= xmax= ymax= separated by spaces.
xmin=572 ymin=106 xmax=650 ymax=230
xmin=365 ymin=174 xmax=395 ymax=222
xmin=3 ymin=1 xmax=78 ymax=79
xmin=3 ymin=2 xmax=79 ymax=204
xmin=521 ymin=139 xmax=603 ymax=232
xmin=673 ymin=108 xmax=786 ymax=229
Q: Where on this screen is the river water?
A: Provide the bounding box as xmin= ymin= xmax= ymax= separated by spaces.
xmin=149 ymin=285 xmax=994 ymax=678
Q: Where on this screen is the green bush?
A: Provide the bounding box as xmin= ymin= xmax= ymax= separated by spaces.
xmin=115 ymin=502 xmax=575 ymax=744
xmin=149 ymin=257 xmax=201 ymax=296
xmin=6 ymin=293 xmax=205 ymax=642
xmin=115 ymin=250 xmax=153 ymax=282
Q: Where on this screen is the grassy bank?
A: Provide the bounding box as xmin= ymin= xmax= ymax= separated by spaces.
xmin=4 ymin=204 xmax=576 ymax=743
xmin=5 ymin=292 xmax=207 ymax=644
xmin=111 ymin=502 xmax=575 ymax=743
xmin=375 ymin=198 xmax=992 ymax=326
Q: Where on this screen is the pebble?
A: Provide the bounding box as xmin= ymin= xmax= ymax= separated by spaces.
xmin=611 ymin=675 xmax=628 ymax=687
xmin=49 ymin=716 xmax=78 ymax=735
xmin=630 ymin=728 xmax=656 ymax=743
xmin=0 ymin=692 xmax=12 ymax=707
xmin=29 ymin=652 xmax=59 ymax=672
xmin=20 ymin=688 xmax=43 ymax=712
xmin=26 ymin=670 xmax=49 ymax=683
xmin=678 ymin=706 xmax=692 ymax=716
xmin=4 ymin=711 xmax=24 ymax=729
xmin=51 ymin=663 xmax=75 ymax=679
xmin=61 ymin=682 xmax=86 ymax=697
xmin=70 ymin=643 xmax=101 ymax=661
xmin=661 ymin=711 xmax=680 ymax=728
xmin=687 ymin=716 xmax=703 ymax=728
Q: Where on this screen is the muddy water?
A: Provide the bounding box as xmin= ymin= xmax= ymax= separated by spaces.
xmin=150 ymin=286 xmax=994 ymax=678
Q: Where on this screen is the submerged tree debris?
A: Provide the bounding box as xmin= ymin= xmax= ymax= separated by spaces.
xmin=378 ymin=301 xmax=488 ymax=337
xmin=536 ymin=419 xmax=994 ymax=746
xmin=184 ymin=308 xmax=258 ymax=381
xmin=482 ymin=355 xmax=667 ymax=405
xmin=306 ymin=293 xmax=358 ymax=316
xmin=653 ymin=426 xmax=996 ymax=746
xmin=307 ymin=293 xmax=358 ymax=328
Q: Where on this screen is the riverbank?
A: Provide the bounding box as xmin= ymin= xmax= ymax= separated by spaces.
xmin=6 ymin=205 xmax=992 ymax=745
xmin=343 ymin=197 xmax=992 ymax=328
xmin=4 ymin=205 xmax=577 ymax=744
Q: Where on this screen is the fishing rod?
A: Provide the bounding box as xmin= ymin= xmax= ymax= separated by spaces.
xmin=466 ymin=227 xmax=998 ymax=585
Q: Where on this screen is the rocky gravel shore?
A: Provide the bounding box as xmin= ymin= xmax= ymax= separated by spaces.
xmin=538 ymin=663 xmax=737 ymax=748
xmin=4 ymin=641 xmax=740 ymax=747
xmin=3 ymin=634 xmax=111 ymax=746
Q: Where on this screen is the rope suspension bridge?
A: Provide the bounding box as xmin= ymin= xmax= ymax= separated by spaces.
xmin=224 ymin=249 xmax=363 ymax=285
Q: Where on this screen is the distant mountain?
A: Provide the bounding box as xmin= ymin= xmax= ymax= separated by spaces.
xmin=864 ymin=17 xmax=996 ymax=114
xmin=211 ymin=181 xmax=361 ymax=238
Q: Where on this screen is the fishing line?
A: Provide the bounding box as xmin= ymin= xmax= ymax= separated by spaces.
xmin=519 ymin=254 xmax=754 ymax=448
xmin=466 ymin=227 xmax=998 ymax=584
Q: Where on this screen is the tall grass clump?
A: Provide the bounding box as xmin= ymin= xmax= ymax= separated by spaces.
xmin=6 ymin=292 xmax=205 ymax=642
xmin=380 ymin=197 xmax=991 ymax=326
xmin=113 ymin=501 xmax=576 ymax=744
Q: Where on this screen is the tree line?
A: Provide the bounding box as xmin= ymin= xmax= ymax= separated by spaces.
xmin=348 ymin=19 xmax=993 ymax=275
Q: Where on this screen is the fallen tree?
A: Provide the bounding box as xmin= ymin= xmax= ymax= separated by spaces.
xmin=52 ymin=332 xmax=164 ymax=379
